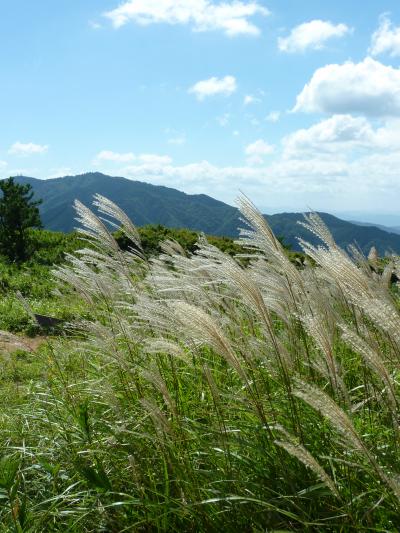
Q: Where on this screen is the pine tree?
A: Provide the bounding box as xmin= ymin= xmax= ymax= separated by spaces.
xmin=0 ymin=177 xmax=42 ymax=262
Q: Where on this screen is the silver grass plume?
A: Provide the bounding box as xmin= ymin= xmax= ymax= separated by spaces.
xmin=236 ymin=194 xmax=284 ymax=254
xmin=140 ymin=398 xmax=172 ymax=435
xmin=194 ymin=236 xmax=276 ymax=333
xmin=299 ymin=240 xmax=372 ymax=302
xmin=294 ymin=380 xmax=366 ymax=453
xmin=141 ymin=365 xmax=177 ymax=417
xmin=355 ymin=295 xmax=400 ymax=348
xmin=368 ymin=246 xmax=379 ymax=264
xmin=300 ymin=311 xmax=347 ymax=400
xmin=160 ymin=239 xmax=188 ymax=257
xmin=235 ymin=195 xmax=305 ymax=292
xmin=92 ymin=194 xmax=144 ymax=259
xmin=274 ymin=439 xmax=339 ymax=498
xmin=172 ymin=301 xmax=249 ymax=384
xmin=16 ymin=291 xmax=39 ymax=325
xmin=143 ymin=339 xmax=190 ymax=363
xmin=146 ymin=237 xmax=222 ymax=302
xmin=74 ymin=199 xmax=120 ymax=253
xmin=298 ymin=212 xmax=336 ymax=249
xmin=294 ymin=380 xmax=400 ymax=500
xmin=381 ymin=261 xmax=395 ymax=288
xmin=340 ymin=324 xmax=398 ymax=413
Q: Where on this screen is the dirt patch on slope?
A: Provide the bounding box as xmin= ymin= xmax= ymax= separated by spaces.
xmin=0 ymin=331 xmax=46 ymax=354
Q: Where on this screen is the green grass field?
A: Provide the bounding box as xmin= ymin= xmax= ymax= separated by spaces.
xmin=0 ymin=197 xmax=400 ymax=531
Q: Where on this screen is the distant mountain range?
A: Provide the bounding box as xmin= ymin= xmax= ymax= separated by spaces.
xmin=350 ymin=220 xmax=400 ymax=236
xmin=7 ymin=172 xmax=400 ymax=256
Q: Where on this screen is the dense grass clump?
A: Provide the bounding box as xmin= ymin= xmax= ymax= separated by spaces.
xmin=1 ymin=193 xmax=400 ymax=531
xmin=0 ymin=230 xmax=88 ymax=334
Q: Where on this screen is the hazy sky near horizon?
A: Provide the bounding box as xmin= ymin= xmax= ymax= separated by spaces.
xmin=1 ymin=1 xmax=400 ymax=215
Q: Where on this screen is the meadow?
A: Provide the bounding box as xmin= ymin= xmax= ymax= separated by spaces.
xmin=0 ymin=194 xmax=399 ymax=531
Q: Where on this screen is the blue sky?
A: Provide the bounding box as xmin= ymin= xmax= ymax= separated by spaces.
xmin=1 ymin=1 xmax=400 ymax=221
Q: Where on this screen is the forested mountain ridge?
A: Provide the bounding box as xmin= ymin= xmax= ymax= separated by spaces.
xmin=6 ymin=172 xmax=400 ymax=255
xmin=13 ymin=173 xmax=239 ymax=236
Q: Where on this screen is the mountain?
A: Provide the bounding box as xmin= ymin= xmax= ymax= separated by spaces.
xmin=7 ymin=172 xmax=400 ymax=256
xmin=267 ymin=212 xmax=400 ymax=255
xmin=13 ymin=173 xmax=239 ymax=236
xmin=350 ymin=220 xmax=400 ymax=236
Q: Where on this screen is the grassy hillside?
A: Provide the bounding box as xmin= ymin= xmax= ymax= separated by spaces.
xmin=0 ymin=225 xmax=249 ymax=334
xmin=0 ymin=197 xmax=399 ymax=530
xmin=10 ymin=172 xmax=400 ymax=255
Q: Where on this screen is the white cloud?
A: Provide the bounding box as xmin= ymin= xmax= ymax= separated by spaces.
xmin=294 ymin=57 xmax=400 ymax=117
xmin=104 ymin=0 xmax=269 ymax=37
xmin=266 ymin=111 xmax=280 ymax=122
xmin=9 ymin=142 xmax=48 ymax=156
xmin=283 ymin=114 xmax=400 ymax=160
xmin=189 ymin=75 xmax=237 ymax=100
xmin=95 ymin=150 xmax=136 ymax=163
xmin=244 ymin=94 xmax=260 ymax=105
xmin=91 ymin=121 xmax=400 ymax=213
xmin=96 ymin=156 xmax=378 ymax=210
xmin=370 ymin=14 xmax=400 ymax=57
xmin=278 ymin=20 xmax=350 ymax=53
xmin=245 ymin=139 xmax=274 ymax=164
xmin=283 ymin=115 xmax=375 ymax=158
xmin=91 ymin=117 xmax=400 ymax=214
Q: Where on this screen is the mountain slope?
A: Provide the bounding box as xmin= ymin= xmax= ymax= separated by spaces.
xmin=267 ymin=212 xmax=400 ymax=256
xmin=350 ymin=220 xmax=400 ymax=236
xmin=7 ymin=172 xmax=400 ymax=255
xmin=13 ymin=173 xmax=239 ymax=236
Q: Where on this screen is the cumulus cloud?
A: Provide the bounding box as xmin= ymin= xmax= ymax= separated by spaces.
xmin=370 ymin=14 xmax=400 ymax=57
xmin=294 ymin=57 xmax=400 ymax=117
xmin=94 ymin=153 xmax=397 ymax=212
xmin=278 ymin=20 xmax=350 ymax=53
xmin=91 ymin=118 xmax=400 ymax=213
xmin=9 ymin=142 xmax=48 ymax=156
xmin=104 ymin=0 xmax=269 ymax=36
xmin=283 ymin=114 xmax=400 ymax=160
xmin=245 ymin=139 xmax=274 ymax=164
xmin=283 ymin=115 xmax=375 ymax=158
xmin=189 ymin=75 xmax=237 ymax=100
xmin=91 ymin=121 xmax=400 ymax=212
